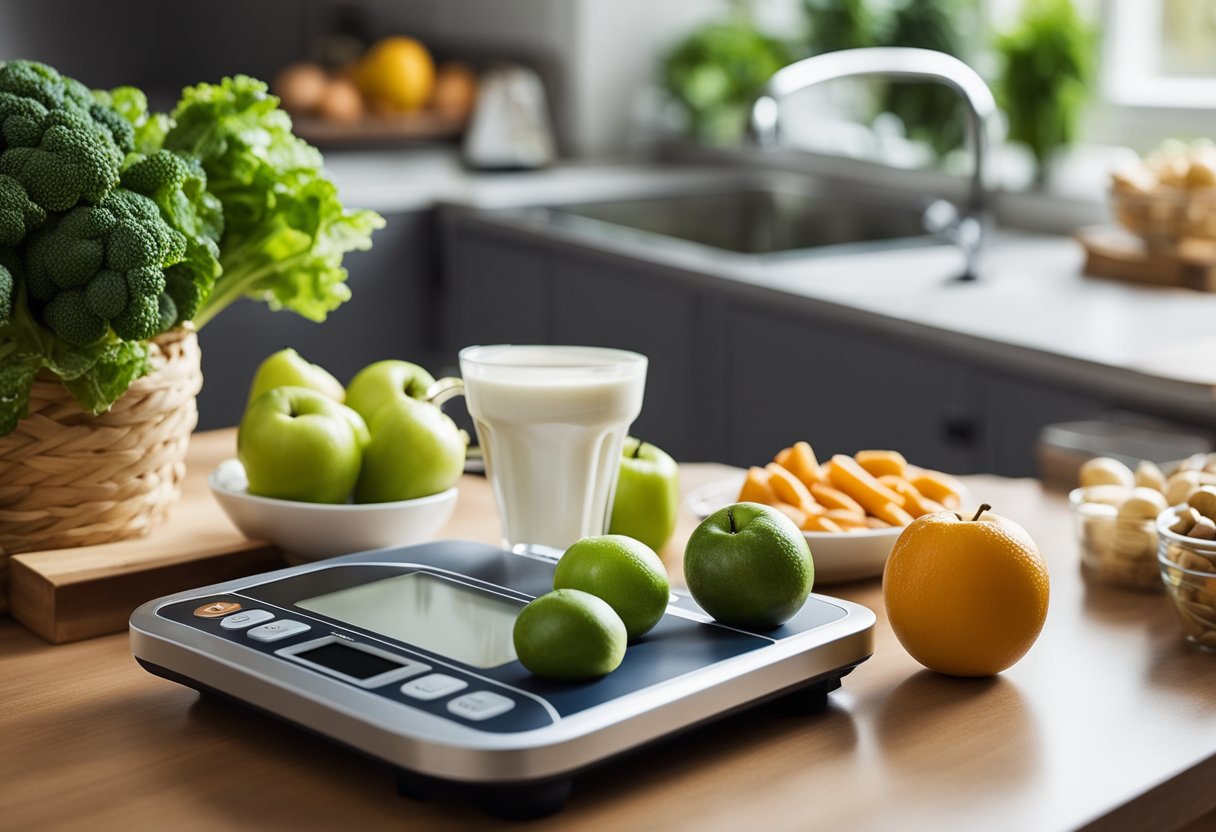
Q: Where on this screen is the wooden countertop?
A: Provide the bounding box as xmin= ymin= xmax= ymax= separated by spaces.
xmin=3 ymin=430 xmax=1216 ymax=832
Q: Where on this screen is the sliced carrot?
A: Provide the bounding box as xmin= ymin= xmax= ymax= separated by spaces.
xmin=855 ymin=450 xmax=909 ymax=479
xmin=772 ymin=502 xmax=807 ymax=528
xmin=801 ymin=513 xmax=844 ymax=533
xmin=878 ymin=477 xmax=942 ymax=518
xmin=871 ymin=501 xmax=915 ymax=527
xmin=826 ymin=454 xmax=909 ymax=512
xmin=784 ymin=441 xmax=825 ymax=488
xmin=866 ymin=516 xmax=893 ymax=529
xmin=823 ymin=508 xmax=867 ymax=528
xmin=810 ymin=482 xmax=865 ymax=515
xmin=766 ymin=462 xmax=816 ymax=512
xmin=774 ymin=446 xmax=794 ymax=468
xmin=738 ymin=466 xmax=779 ymax=505
xmin=911 ymin=470 xmax=964 ymax=510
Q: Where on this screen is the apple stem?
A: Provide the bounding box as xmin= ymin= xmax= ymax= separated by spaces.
xmin=727 ymin=507 xmax=736 ymax=534
xmin=632 ymin=440 xmax=645 ymax=459
xmin=972 ymin=504 xmax=991 ymax=522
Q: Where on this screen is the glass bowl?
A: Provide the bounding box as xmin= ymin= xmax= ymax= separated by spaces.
xmin=1156 ymin=509 xmax=1216 ymax=653
xmin=1070 ymin=488 xmax=1161 ymax=591
xmin=1110 ymin=186 xmax=1216 ymax=252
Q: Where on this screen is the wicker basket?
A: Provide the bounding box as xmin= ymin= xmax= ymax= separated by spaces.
xmin=0 ymin=327 xmax=202 ymax=609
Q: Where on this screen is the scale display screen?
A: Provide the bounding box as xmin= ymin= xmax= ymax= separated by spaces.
xmin=297 ymin=572 xmax=522 ymax=669
xmin=293 ymin=642 xmax=404 ymax=680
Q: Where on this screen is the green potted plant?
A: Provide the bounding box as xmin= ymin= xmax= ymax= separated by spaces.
xmin=662 ymin=4 xmax=796 ymax=146
xmin=994 ymin=0 xmax=1096 ymax=185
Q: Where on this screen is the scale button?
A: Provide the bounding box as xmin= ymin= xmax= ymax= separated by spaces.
xmin=401 ymin=674 xmax=468 ymax=701
xmin=447 ymin=691 xmax=515 ymax=722
xmin=194 ymin=601 xmax=240 ymax=618
xmin=247 ymin=620 xmax=311 ymax=642
xmin=220 ymin=609 xmax=275 ymax=630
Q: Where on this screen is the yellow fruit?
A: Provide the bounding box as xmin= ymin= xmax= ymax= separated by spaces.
xmin=883 ymin=505 xmax=1049 ymax=677
xmin=357 ymin=37 xmax=435 ymax=112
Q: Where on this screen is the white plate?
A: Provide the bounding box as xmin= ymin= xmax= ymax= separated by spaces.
xmin=686 ymin=475 xmax=903 ymax=585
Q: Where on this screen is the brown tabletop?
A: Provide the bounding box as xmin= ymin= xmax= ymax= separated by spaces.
xmin=3 ymin=432 xmax=1216 ymax=832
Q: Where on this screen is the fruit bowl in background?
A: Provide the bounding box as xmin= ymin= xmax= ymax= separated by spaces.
xmin=208 ymin=459 xmax=457 ymax=563
xmin=1110 ymin=186 xmax=1216 ymax=253
xmin=686 ymin=476 xmax=903 ymax=584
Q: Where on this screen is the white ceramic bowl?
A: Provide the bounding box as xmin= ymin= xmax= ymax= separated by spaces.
xmin=686 ymin=476 xmax=908 ymax=585
xmin=208 ymin=459 xmax=458 ymax=563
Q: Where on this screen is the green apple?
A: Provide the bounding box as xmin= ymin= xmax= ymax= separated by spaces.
xmin=247 ymin=348 xmax=345 ymax=408
xmin=683 ymin=503 xmax=814 ymax=629
xmin=345 ymin=360 xmax=437 ymax=424
xmin=608 ymin=437 xmax=679 ymax=552
xmin=238 ymin=387 xmax=368 ymax=503
xmin=354 ymin=395 xmax=465 ymax=503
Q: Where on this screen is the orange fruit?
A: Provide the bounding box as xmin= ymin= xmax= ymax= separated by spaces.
xmin=356 ymin=37 xmax=435 ymax=112
xmin=882 ymin=505 xmax=1049 ymax=677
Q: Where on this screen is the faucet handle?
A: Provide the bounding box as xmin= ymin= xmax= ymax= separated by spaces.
xmin=750 ymin=95 xmax=781 ymax=150
xmin=922 ymin=199 xmax=982 ymax=282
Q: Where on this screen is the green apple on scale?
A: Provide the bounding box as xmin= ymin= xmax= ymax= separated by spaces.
xmin=344 ymin=360 xmax=437 ymax=424
xmin=609 ymin=437 xmax=679 ymax=553
xmin=238 ymin=387 xmax=368 ymax=504
xmin=684 ymin=502 xmax=814 ymax=629
xmin=247 ymin=348 xmax=345 ymax=407
xmin=553 ymin=534 xmax=670 ymax=641
xmin=354 ymin=395 xmax=466 ymax=503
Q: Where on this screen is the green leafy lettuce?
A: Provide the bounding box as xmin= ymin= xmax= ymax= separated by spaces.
xmin=162 ymin=76 xmax=384 ymax=328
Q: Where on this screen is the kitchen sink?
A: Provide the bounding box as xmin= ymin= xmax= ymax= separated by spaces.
xmin=536 ymin=180 xmax=934 ymax=257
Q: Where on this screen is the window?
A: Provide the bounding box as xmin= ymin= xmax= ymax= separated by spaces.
xmin=1105 ymin=0 xmax=1216 ymax=108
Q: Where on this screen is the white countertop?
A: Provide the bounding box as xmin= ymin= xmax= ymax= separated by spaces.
xmin=323 ymin=148 xmax=726 ymax=214
xmin=323 ymin=148 xmax=1216 ymax=410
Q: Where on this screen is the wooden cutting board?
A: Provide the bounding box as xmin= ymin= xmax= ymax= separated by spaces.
xmin=8 ymin=429 xmax=285 ymax=644
xmin=1077 ymin=225 xmax=1216 ymax=291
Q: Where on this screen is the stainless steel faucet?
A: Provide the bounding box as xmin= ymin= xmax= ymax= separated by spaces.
xmin=751 ymin=47 xmax=996 ymax=280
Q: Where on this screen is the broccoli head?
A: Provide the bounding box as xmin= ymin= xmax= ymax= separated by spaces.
xmin=24 ymin=187 xmax=186 ymax=344
xmin=0 ymin=172 xmax=44 ymax=246
xmin=0 ymin=247 xmax=16 ymax=324
xmin=0 ymin=60 xmax=131 ymax=245
xmin=120 ymin=149 xmax=222 ymax=328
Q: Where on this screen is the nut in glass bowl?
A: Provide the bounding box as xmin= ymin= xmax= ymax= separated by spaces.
xmin=1070 ymin=487 xmax=1161 ymax=590
xmin=1156 ymin=507 xmax=1216 ymax=653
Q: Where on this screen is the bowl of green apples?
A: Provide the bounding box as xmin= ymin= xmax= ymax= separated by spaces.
xmin=210 ymin=350 xmax=466 ymax=562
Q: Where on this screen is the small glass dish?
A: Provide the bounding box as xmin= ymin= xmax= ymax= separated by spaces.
xmin=1070 ymin=488 xmax=1161 ymax=591
xmin=1110 ymin=186 xmax=1216 ymax=252
xmin=1156 ymin=509 xmax=1216 ymax=653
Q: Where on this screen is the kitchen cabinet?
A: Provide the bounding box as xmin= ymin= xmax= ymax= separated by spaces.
xmin=437 ymin=210 xmax=1212 ymax=475
xmin=196 ymin=211 xmax=436 ymax=430
xmin=720 ymin=306 xmax=979 ymax=472
xmin=980 ymin=376 xmax=1110 ymax=478
xmin=439 ymin=223 xmax=705 ymax=459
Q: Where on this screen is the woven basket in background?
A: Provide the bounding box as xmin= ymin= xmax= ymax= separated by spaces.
xmin=0 ymin=327 xmax=203 ymax=611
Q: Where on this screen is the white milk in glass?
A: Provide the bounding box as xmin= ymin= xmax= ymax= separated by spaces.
xmin=460 ymin=346 xmax=647 ymax=553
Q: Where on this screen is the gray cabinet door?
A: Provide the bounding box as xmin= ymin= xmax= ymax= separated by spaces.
xmin=196 ymin=211 xmax=435 ymax=430
xmin=980 ymin=375 xmax=1109 ymax=477
xmin=720 ymin=306 xmax=980 ymax=473
xmin=440 ymin=228 xmax=550 ymax=363
xmin=549 ymin=259 xmax=702 ymax=460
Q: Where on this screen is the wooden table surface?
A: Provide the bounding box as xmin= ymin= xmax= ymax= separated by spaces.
xmin=3 ymin=431 xmax=1216 ymax=832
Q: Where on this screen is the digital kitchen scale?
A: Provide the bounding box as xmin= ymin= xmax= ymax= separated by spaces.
xmin=130 ymin=541 xmax=875 ymax=818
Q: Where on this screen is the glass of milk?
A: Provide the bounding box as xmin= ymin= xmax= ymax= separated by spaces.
xmin=457 ymin=345 xmax=647 ymax=556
